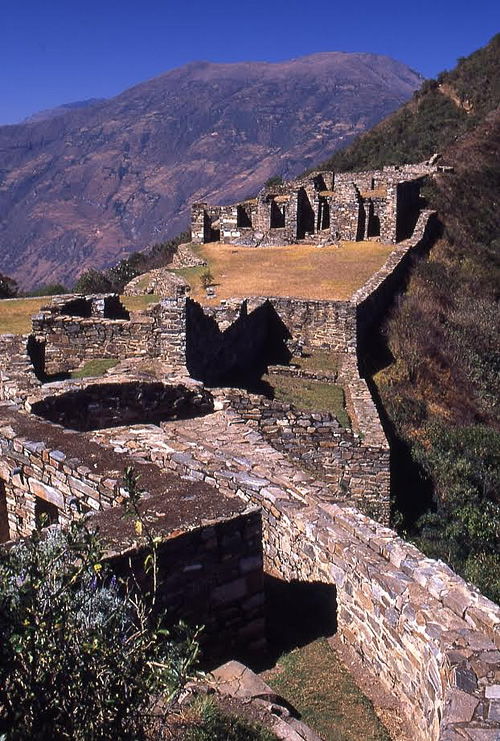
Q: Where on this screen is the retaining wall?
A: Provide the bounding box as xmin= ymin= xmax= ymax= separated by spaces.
xmin=223 ymin=388 xmax=390 ymax=522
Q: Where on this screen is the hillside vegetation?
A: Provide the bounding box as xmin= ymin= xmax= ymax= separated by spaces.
xmin=320 ymin=34 xmax=500 ymax=601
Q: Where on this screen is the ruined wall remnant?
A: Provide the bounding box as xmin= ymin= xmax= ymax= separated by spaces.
xmin=30 ymin=381 xmax=214 ymax=432
xmin=0 ymin=403 xmax=265 ymax=663
xmin=103 ymin=508 xmax=266 ymax=664
xmin=31 ymin=295 xmax=187 ymax=376
xmin=191 ymin=161 xmax=437 ymax=248
xmin=222 ymin=388 xmax=390 ymax=523
xmin=123 ymin=408 xmax=499 ymax=741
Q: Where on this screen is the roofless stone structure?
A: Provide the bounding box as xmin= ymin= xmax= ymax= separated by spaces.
xmin=191 ymin=162 xmax=445 ymax=248
xmin=0 ymin=162 xmax=498 ymax=740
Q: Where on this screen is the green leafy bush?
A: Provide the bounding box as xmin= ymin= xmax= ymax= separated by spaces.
xmin=413 ymin=424 xmax=500 ymax=603
xmin=0 ymin=517 xmax=200 ymax=740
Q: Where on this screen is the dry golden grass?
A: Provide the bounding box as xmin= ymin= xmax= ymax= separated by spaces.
xmin=0 ymin=297 xmax=49 ymax=335
xmin=181 ymin=241 xmax=394 ymax=303
xmin=0 ymin=295 xmax=161 ymax=336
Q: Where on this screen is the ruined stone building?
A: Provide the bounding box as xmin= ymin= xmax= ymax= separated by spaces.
xmin=191 ymin=162 xmax=442 ymax=247
xmin=0 ymin=162 xmax=499 ymax=740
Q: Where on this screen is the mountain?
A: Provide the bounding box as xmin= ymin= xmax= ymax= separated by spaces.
xmin=22 ymin=99 xmax=106 ymax=124
xmin=318 ymin=34 xmax=500 ymax=601
xmin=0 ymin=53 xmax=421 ymax=289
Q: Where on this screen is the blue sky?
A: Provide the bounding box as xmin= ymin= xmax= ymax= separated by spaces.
xmin=1 ymin=0 xmax=499 ymax=124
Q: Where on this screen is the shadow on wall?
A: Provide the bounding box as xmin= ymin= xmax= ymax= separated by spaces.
xmin=186 ymin=299 xmax=292 ymax=387
xmin=256 ymin=575 xmax=338 ymax=671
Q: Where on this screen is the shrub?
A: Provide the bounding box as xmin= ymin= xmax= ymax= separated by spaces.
xmin=73 ymin=268 xmax=112 ymax=294
xmin=264 ymin=175 xmax=284 ymax=189
xmin=0 ymin=516 xmax=200 ymax=740
xmin=0 ymin=273 xmax=18 ymax=299
xmin=200 ymin=269 xmax=214 ymax=290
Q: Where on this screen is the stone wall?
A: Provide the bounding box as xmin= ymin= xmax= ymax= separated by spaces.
xmin=352 ymin=209 xmax=437 ymax=353
xmin=0 ymin=335 xmax=41 ymax=402
xmin=135 ymin=414 xmax=500 ymax=741
xmin=29 ymin=380 xmax=214 ymax=432
xmin=123 ymin=268 xmax=190 ymax=298
xmin=192 ymin=161 xmax=439 ymax=247
xmin=32 ymin=296 xmax=187 ymax=376
xmin=0 ymin=412 xmax=124 ymax=539
xmin=222 ymin=388 xmax=390 ymax=523
xmin=105 ymin=509 xmax=266 ymax=665
xmin=0 ymin=403 xmax=265 ymax=664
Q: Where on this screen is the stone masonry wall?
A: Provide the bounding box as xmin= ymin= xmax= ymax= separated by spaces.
xmin=130 ymin=416 xmax=500 ymax=741
xmin=0 ymin=412 xmax=125 ymax=538
xmin=0 ymin=335 xmax=41 ymax=402
xmin=107 ymin=509 xmax=265 ymax=665
xmin=32 ymin=297 xmax=187 ymax=376
xmin=0 ymin=404 xmax=265 ymax=664
xmin=222 ymin=388 xmax=390 ymax=523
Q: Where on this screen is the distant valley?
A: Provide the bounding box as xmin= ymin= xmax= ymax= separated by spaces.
xmin=0 ymin=53 xmax=421 ymax=289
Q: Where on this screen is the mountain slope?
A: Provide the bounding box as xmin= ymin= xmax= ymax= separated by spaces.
xmin=317 ymin=34 xmax=500 ymax=601
xmin=0 ymin=53 xmax=421 ymax=289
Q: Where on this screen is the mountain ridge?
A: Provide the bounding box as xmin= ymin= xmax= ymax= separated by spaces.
xmin=0 ymin=52 xmax=421 ymax=289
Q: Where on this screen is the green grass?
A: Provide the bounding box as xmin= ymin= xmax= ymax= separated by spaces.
xmin=265 ymin=374 xmax=350 ymax=428
xmin=291 ymin=350 xmax=340 ymax=375
xmin=120 ymin=294 xmax=160 ymax=312
xmin=70 ymin=358 xmax=120 ymax=379
xmin=169 ymin=264 xmax=207 ymax=288
xmin=184 ymin=698 xmax=276 ymax=741
xmin=262 ymin=639 xmax=390 ymax=741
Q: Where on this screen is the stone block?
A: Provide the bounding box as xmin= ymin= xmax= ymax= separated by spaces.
xmin=28 ymin=478 xmax=64 ymax=508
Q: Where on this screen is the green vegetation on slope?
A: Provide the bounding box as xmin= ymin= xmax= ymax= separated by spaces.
xmin=316 ymin=33 xmax=500 ymax=602
xmin=319 ymin=33 xmax=500 ymax=172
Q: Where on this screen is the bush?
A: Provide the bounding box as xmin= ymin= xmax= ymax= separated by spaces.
xmin=413 ymin=424 xmax=500 ymax=602
xmin=200 ymin=269 xmax=214 ymax=290
xmin=73 ymin=269 xmax=112 ymax=294
xmin=24 ymin=282 xmax=68 ymax=297
xmin=0 ymin=516 xmax=200 ymax=740
xmin=264 ymin=175 xmax=284 ymax=189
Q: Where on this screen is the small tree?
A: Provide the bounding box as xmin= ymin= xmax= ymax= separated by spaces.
xmin=73 ymin=269 xmax=112 ymax=294
xmin=200 ymin=269 xmax=214 ymax=290
xmin=0 ymin=272 xmax=18 ymax=299
xmin=264 ymin=175 xmax=284 ymax=189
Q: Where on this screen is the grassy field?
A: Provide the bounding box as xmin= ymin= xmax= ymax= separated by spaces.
xmin=261 ymin=638 xmax=390 ymax=741
xmin=175 ymin=241 xmax=393 ymax=303
xmin=0 ymin=297 xmax=49 ymax=335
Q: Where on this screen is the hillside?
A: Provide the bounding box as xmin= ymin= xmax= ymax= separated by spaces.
xmin=0 ymin=53 xmax=421 ymax=290
xmin=319 ymin=35 xmax=500 ymax=601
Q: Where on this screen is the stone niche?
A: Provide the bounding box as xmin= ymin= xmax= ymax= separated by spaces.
xmin=29 ymin=381 xmax=214 ymax=432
